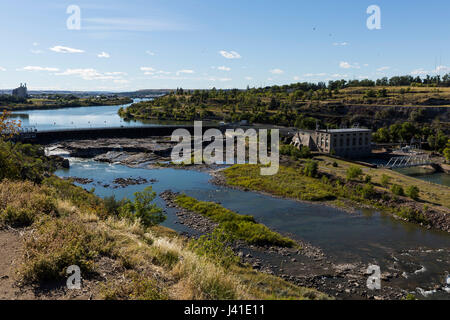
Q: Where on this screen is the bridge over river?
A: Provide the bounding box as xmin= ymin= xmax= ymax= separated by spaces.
xmin=384 ymin=154 xmax=434 ymax=169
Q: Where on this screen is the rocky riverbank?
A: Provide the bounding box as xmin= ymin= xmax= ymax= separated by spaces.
xmin=49 ymin=137 xmax=175 ymax=167
xmin=160 ymin=190 xmax=406 ymax=300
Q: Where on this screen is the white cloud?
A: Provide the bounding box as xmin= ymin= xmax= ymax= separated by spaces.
xmin=330 ymin=73 xmax=348 ymax=78
xmin=245 ymin=76 xmax=253 ymax=80
xmin=176 ymin=69 xmax=195 ymax=76
xmin=217 ymin=66 xmax=231 ymax=71
xmin=30 ymin=49 xmax=43 ymax=54
xmin=50 ymin=46 xmax=84 ymax=54
xmin=435 ymin=65 xmax=450 ymax=73
xmin=410 ymin=68 xmax=428 ymax=76
xmin=0 ymin=67 xmax=6 ymax=71
xmin=219 ymin=50 xmax=241 ymax=59
xmin=140 ymin=67 xmax=172 ymax=76
xmin=333 ymin=42 xmax=348 ymax=46
xmin=32 ymin=42 xmax=39 ymax=47
xmin=270 ymin=68 xmax=284 ymax=75
xmin=55 ymin=68 xmax=125 ymax=81
xmin=377 ymin=66 xmax=390 ymax=72
xmin=146 ymin=51 xmax=156 ymax=56
xmin=19 ymin=66 xmax=59 ymax=72
xmin=97 ymin=52 xmax=110 ymax=58
xmin=304 ymin=73 xmax=327 ymax=77
xmin=293 ymin=76 xmax=300 ymax=81
xmin=339 ymin=61 xmax=360 ymax=69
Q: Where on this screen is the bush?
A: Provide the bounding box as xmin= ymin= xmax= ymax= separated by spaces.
xmin=0 ymin=180 xmax=57 ymax=227
xmin=346 ymin=166 xmax=363 ymax=181
xmin=280 ymin=144 xmax=311 ymax=160
xmin=118 ymin=187 xmax=166 ymax=228
xmin=188 ymin=229 xmax=239 ymax=268
xmin=303 ymin=160 xmax=318 ymax=177
xmin=391 ymin=184 xmax=405 ymax=196
xmin=360 ymin=183 xmax=376 ymax=199
xmin=405 ymin=185 xmax=420 ymax=200
xmin=0 ymin=141 xmax=59 ymax=183
xmin=20 ymin=216 xmax=113 ymax=282
xmin=380 ymin=174 xmax=390 ymax=187
xmin=397 ymin=207 xmax=428 ymax=224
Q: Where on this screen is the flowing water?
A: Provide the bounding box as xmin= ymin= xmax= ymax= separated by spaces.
xmin=53 ymin=157 xmax=450 ymax=299
xmin=13 ymin=102 xmax=450 ymax=299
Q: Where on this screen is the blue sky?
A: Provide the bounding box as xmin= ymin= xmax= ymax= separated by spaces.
xmin=0 ymin=0 xmax=449 ymax=91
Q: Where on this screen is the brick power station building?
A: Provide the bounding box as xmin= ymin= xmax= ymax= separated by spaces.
xmin=292 ymin=127 xmax=372 ymax=158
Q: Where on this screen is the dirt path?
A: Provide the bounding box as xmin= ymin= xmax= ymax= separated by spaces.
xmin=0 ymin=229 xmax=33 ymax=299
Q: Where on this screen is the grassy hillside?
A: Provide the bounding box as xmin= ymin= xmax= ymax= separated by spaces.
xmin=0 ymin=140 xmax=328 ymax=300
xmin=119 ymin=83 xmax=450 ymax=129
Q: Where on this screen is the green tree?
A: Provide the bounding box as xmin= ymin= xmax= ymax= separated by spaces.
xmin=119 ymin=187 xmax=166 ymax=228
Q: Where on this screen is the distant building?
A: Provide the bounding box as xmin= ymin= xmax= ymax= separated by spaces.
xmin=292 ymin=127 xmax=372 ymax=158
xmin=12 ymin=83 xmax=28 ymax=99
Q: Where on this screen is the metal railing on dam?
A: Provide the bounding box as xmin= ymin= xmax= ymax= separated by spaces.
xmin=20 ymin=125 xmax=229 ymax=144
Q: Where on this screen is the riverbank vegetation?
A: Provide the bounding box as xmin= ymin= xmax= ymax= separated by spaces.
xmin=1 ymin=95 xmax=132 ymax=111
xmin=119 ymin=75 xmax=449 ymax=155
xmin=0 ymin=137 xmax=326 ymax=299
xmin=221 ymin=157 xmax=450 ymax=231
xmin=174 ymin=194 xmax=296 ymax=247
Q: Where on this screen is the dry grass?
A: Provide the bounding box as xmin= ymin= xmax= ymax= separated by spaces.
xmin=0 ymin=178 xmax=329 ymax=300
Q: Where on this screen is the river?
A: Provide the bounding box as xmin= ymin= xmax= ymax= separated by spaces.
xmin=9 ymin=98 xmax=214 ymax=131
xmin=14 ymin=100 xmax=450 ymax=299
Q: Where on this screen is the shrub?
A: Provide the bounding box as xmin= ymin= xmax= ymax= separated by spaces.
xmin=364 ymin=175 xmax=372 ymax=183
xmin=391 ymin=184 xmax=404 ymax=196
xmin=360 ymin=183 xmax=376 ymax=199
xmin=380 ymin=174 xmax=390 ymax=187
xmin=405 ymin=185 xmax=420 ymax=200
xmin=303 ymin=160 xmax=318 ymax=177
xmin=188 ymin=229 xmax=239 ymax=268
xmin=346 ymin=166 xmax=363 ymax=181
xmin=0 ymin=180 xmax=57 ymax=227
xmin=396 ymin=207 xmax=428 ymax=224
xmin=20 ymin=217 xmax=113 ymax=282
xmin=332 ymin=161 xmax=338 ymax=167
xmin=118 ymin=187 xmax=166 ymax=228
xmin=280 ymin=144 xmax=311 ymax=160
